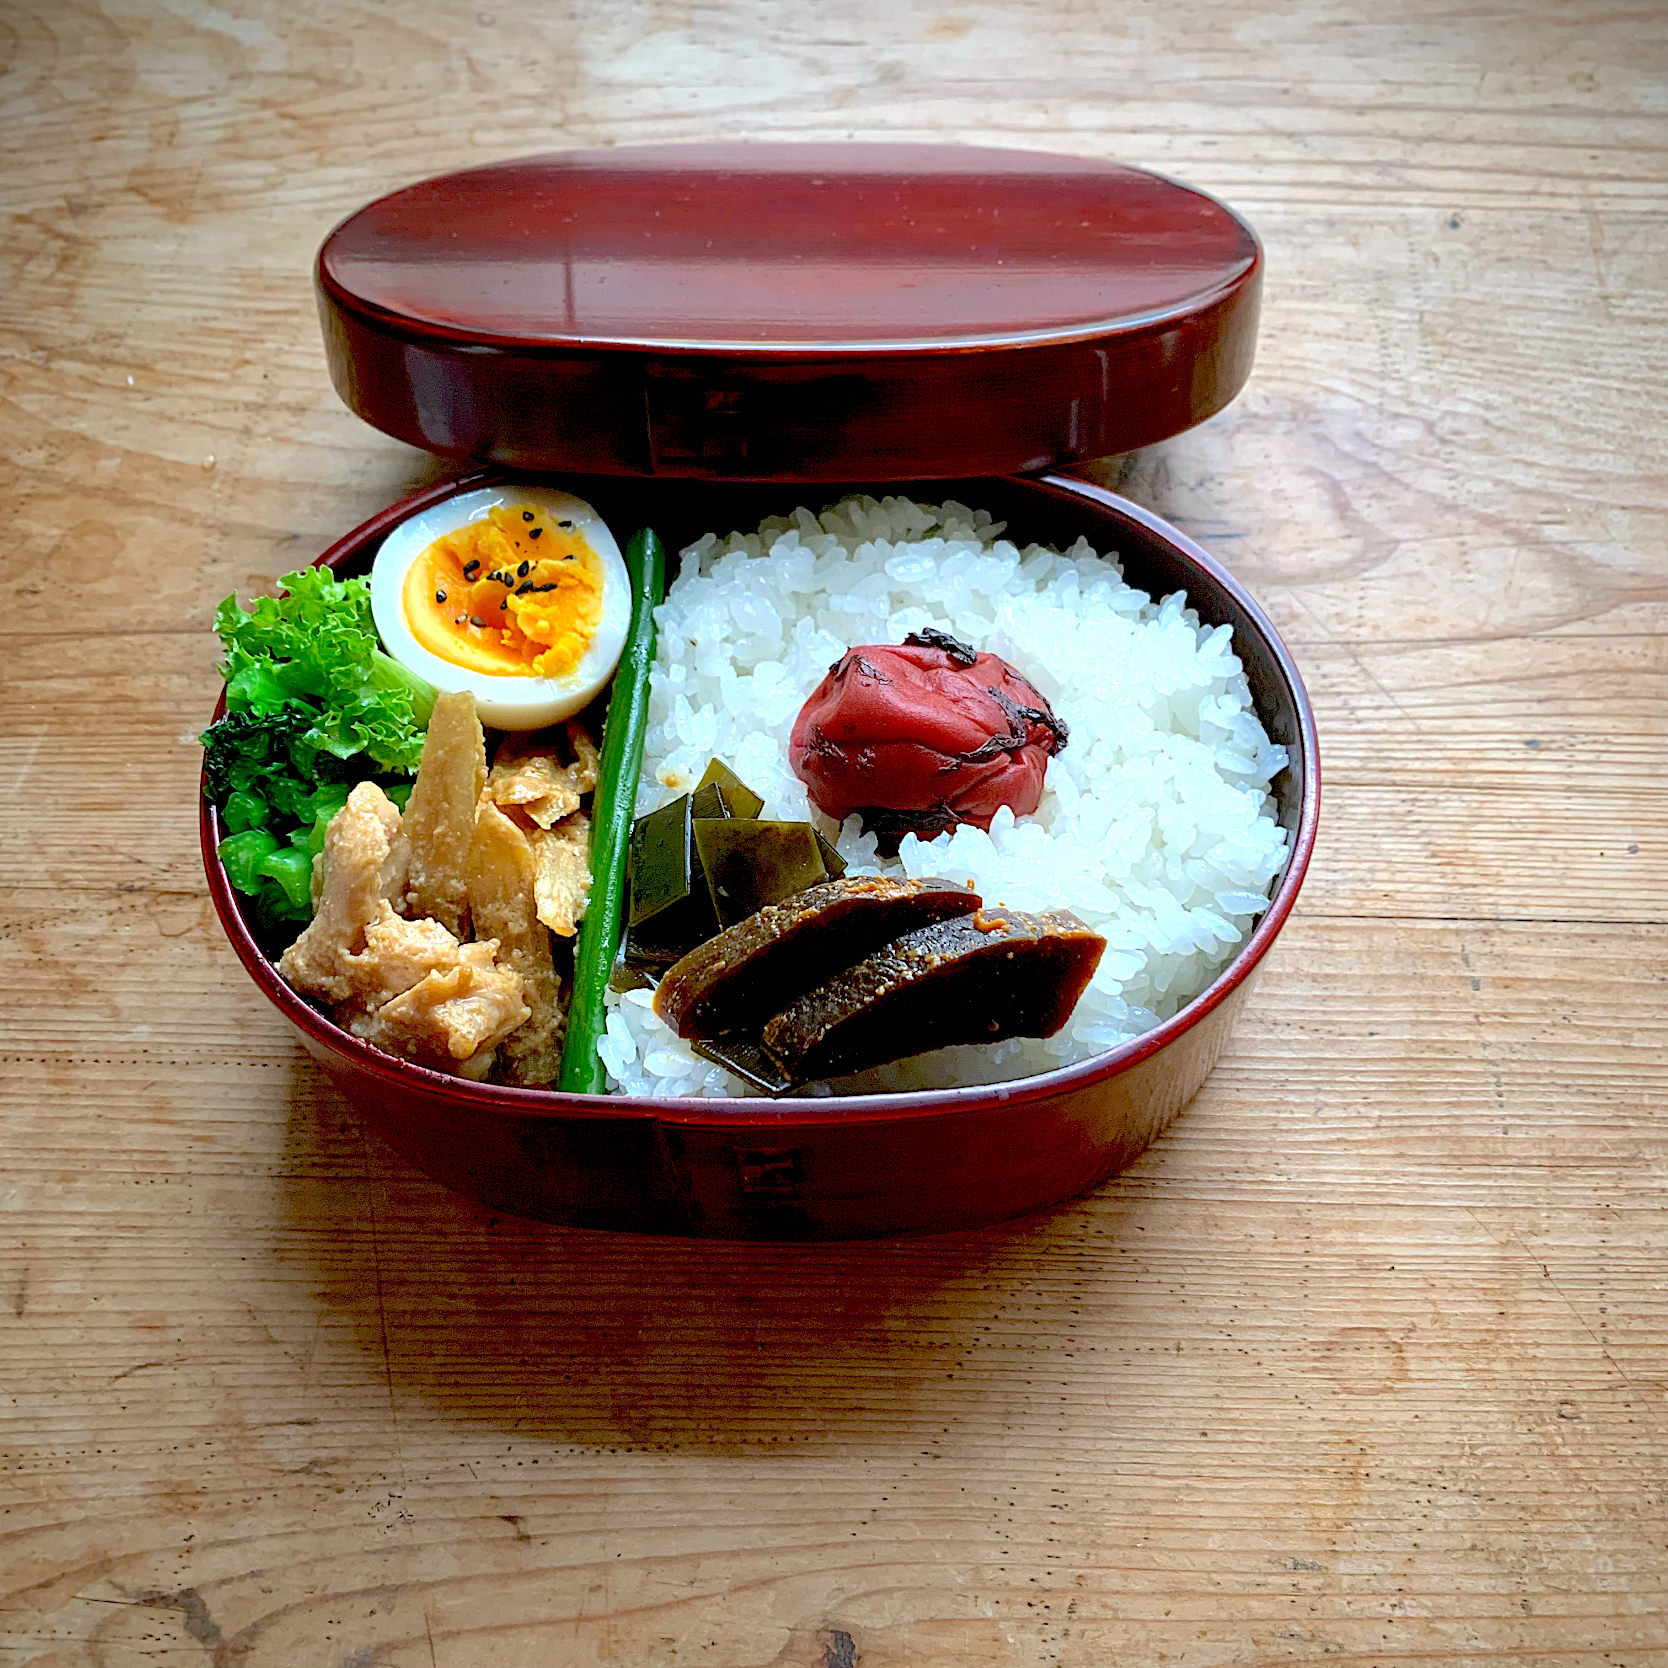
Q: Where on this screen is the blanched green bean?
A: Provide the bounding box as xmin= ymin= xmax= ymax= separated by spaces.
xmin=558 ymin=527 xmax=666 ymax=1094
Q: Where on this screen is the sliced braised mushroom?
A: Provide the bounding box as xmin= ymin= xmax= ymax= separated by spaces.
xmin=761 ymin=908 xmax=1105 ymax=1081
xmin=653 ymin=875 xmax=982 ymax=1040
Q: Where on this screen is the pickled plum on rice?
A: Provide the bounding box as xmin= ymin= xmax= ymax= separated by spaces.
xmin=790 ymin=628 xmax=1068 ymax=855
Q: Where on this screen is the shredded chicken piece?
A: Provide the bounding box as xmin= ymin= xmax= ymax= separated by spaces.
xmin=277 ymin=783 xmax=407 ymax=1004
xmin=346 ymin=940 xmax=528 ymax=1073
xmin=529 ymin=809 xmax=592 ymax=937
xmin=274 ymin=698 xmax=598 ymax=1082
xmin=486 ymin=720 xmax=599 ymax=829
xmin=338 ymin=901 xmax=473 ymax=1010
xmin=467 ymin=802 xmax=565 ymax=1085
xmin=395 ymin=690 xmax=486 ymax=936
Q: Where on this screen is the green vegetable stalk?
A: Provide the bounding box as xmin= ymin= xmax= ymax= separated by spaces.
xmin=559 ymin=528 xmax=666 ymax=1094
xmin=202 ymin=565 xmax=435 ymax=930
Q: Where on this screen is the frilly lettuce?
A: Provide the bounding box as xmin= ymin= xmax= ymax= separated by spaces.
xmin=202 ymin=566 xmax=434 ymax=927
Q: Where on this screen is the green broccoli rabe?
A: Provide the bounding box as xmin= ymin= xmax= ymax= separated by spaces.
xmin=216 ymin=830 xmax=314 ymax=918
xmin=202 ymin=567 xmax=435 ymax=929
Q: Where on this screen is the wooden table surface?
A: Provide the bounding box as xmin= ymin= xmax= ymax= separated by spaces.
xmin=3 ymin=2 xmax=1664 ymax=1664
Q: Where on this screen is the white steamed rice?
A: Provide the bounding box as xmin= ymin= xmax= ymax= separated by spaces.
xmin=597 ymin=496 xmax=1289 ymax=1098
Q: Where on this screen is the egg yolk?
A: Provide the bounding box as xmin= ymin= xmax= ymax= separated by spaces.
xmin=402 ymin=506 xmax=604 ymax=679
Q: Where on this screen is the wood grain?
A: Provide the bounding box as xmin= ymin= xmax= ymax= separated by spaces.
xmin=2 ymin=1 xmax=1665 ymax=1665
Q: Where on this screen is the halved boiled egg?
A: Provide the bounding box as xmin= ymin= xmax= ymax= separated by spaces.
xmin=371 ymin=486 xmax=629 ymax=729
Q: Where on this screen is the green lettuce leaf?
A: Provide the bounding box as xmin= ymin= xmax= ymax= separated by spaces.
xmin=205 ymin=566 xmax=438 ymax=929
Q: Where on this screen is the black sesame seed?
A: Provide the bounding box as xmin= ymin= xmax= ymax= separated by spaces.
xmin=522 ymin=510 xmax=534 ymax=522
xmin=500 ymin=599 xmax=508 ymax=610
xmin=463 ymin=560 xmax=480 ymax=576
xmin=435 ymin=588 xmax=447 ymax=603
xmin=529 ymin=527 xmax=543 ymax=539
xmin=558 ymin=519 xmax=572 ymax=528
xmin=469 ymin=615 xmax=485 ymax=628
xmin=517 ymin=560 xmax=530 ymax=576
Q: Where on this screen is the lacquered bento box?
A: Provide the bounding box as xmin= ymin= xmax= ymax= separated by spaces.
xmin=201 ymin=145 xmax=1319 ymax=1239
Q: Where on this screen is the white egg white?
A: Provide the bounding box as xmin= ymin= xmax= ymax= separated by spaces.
xmin=370 ymin=485 xmax=630 ymax=730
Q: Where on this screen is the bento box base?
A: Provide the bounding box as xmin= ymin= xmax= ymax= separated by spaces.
xmin=295 ymin=975 xmax=1249 ymax=1241
xmin=209 ymin=471 xmax=1315 ymax=1244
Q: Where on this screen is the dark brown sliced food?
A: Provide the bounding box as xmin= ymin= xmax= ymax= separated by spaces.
xmin=653 ymin=875 xmax=982 ymax=1040
xmin=761 ymin=908 xmax=1105 ymax=1081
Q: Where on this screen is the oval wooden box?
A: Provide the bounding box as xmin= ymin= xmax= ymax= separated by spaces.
xmin=201 ymin=471 xmax=1318 ymax=1240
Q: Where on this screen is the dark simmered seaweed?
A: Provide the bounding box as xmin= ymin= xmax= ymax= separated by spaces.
xmin=695 ymin=757 xmax=764 ymax=820
xmin=688 ymin=1033 xmax=801 ymax=1095
xmin=694 ymin=819 xmax=835 ymax=928
xmin=688 ymin=779 xmax=730 ymax=821
xmin=623 ymin=792 xmax=719 ymax=969
xmin=624 ymin=759 xmax=847 ymax=970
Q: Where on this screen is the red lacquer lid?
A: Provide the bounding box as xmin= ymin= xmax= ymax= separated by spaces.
xmin=317 ymin=142 xmax=1260 ymax=482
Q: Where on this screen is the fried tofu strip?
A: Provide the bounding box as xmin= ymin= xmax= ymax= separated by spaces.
xmin=529 ymin=811 xmax=592 ymax=937
xmin=468 ymin=802 xmax=565 ymax=1086
xmin=486 ymin=720 xmax=599 ymax=829
xmin=346 ymin=941 xmax=527 ymax=1080
xmin=396 ymin=690 xmax=486 ymax=937
xmin=278 ymin=782 xmax=407 ymax=1004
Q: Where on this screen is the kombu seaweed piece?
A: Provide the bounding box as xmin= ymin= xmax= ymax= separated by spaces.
xmin=626 ymin=794 xmax=691 ymax=930
xmin=621 ymin=758 xmax=793 ymax=969
xmin=689 ymin=779 xmax=730 ymax=821
xmin=623 ymin=793 xmax=719 ymax=970
xmin=653 ymin=875 xmax=983 ymax=1040
xmin=693 ymin=818 xmax=834 ymax=927
xmin=761 ymin=907 xmax=1106 ymax=1082
xmin=608 ymin=955 xmax=656 ymax=995
xmin=696 ymin=757 xmax=765 ymax=820
xmin=813 ymin=828 xmax=848 ymax=880
xmin=689 ymin=1033 xmax=800 ymax=1096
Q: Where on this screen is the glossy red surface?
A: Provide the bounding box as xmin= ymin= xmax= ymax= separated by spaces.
xmin=201 ymin=474 xmax=1318 ymax=1240
xmin=317 ymin=144 xmax=1261 ymax=480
